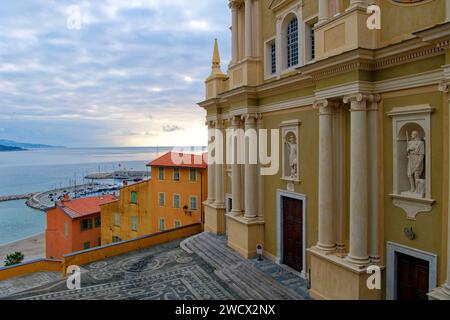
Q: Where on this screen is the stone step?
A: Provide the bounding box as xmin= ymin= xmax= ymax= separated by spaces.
xmin=182 ymin=232 xmax=305 ymax=300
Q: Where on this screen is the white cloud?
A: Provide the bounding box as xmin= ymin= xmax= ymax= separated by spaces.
xmin=0 ymin=0 xmax=230 ymax=147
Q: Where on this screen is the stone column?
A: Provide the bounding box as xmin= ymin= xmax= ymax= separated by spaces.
xmin=230 ymin=1 xmax=239 ymax=63
xmin=207 ymin=120 xmax=216 ymax=203
xmin=244 ymin=0 xmax=252 ymax=58
xmin=214 ymin=120 xmax=225 ymax=208
xmin=368 ymin=94 xmax=381 ymax=263
xmin=344 ymin=93 xmax=370 ymax=265
xmin=231 ymin=116 xmax=243 ymax=216
xmin=318 ymin=0 xmax=329 ymax=25
xmin=243 ymin=113 xmax=258 ymax=219
xmin=314 ymin=99 xmax=336 ymax=252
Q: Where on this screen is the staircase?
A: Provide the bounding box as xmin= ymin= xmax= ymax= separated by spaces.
xmin=181 ymin=232 xmax=310 ymax=300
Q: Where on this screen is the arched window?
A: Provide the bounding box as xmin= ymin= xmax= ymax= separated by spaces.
xmin=286 ymin=17 xmax=298 ymax=68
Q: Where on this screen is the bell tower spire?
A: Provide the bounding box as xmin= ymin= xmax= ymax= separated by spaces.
xmin=205 ymin=38 xmax=228 ymax=100
xmin=211 ymin=38 xmax=223 ymax=76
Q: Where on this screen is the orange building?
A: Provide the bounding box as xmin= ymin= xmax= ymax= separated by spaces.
xmin=147 ymin=152 xmax=208 ymax=232
xmin=100 ymin=152 xmax=207 ymax=245
xmin=46 ymin=195 xmax=116 ymax=259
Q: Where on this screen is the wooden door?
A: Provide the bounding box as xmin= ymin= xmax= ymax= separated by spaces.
xmin=282 ymin=197 xmax=303 ymax=272
xmin=397 ymin=252 xmax=429 ymax=300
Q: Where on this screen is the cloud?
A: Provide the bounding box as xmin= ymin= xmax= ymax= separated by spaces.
xmin=0 ymin=0 xmax=230 ymax=147
xmin=162 ymin=124 xmax=184 ymax=132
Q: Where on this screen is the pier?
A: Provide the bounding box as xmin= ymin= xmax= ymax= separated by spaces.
xmin=0 ymin=183 xmax=122 ymax=212
xmin=85 ymin=170 xmax=149 ymax=180
xmin=0 ymin=194 xmax=35 ymax=202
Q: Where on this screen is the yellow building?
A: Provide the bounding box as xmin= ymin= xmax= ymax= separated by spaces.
xmin=199 ymin=0 xmax=450 ymax=300
xmin=101 ymin=152 xmax=208 ymax=245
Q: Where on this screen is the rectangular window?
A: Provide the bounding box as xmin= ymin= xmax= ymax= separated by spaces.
xmin=158 ymin=167 xmax=164 ymax=180
xmin=95 ymin=216 xmax=101 ymax=228
xmin=190 ymin=196 xmax=197 ymax=210
xmin=159 ymin=193 xmax=165 ymax=207
xmin=305 ymin=19 xmax=317 ymax=62
xmin=173 ymin=167 xmax=180 ymax=181
xmin=80 ymin=218 xmax=92 ymax=231
xmin=189 ymin=168 xmax=197 ymax=182
xmin=83 ymin=242 xmax=90 ymax=250
xmin=159 ymin=218 xmax=165 ymax=231
xmin=114 ymin=212 xmax=120 ymax=227
xmin=173 ymin=194 xmax=180 ymax=208
xmin=271 ymin=43 xmax=276 ymax=74
xmin=131 ymin=216 xmax=137 ymax=231
xmin=98 ymin=237 xmax=101 ymax=246
xmin=64 ymin=221 xmax=69 ymax=238
xmin=131 ymin=191 xmax=137 ymax=204
xmin=112 ymin=236 xmax=122 ymax=243
xmin=174 ymin=220 xmax=181 ymax=228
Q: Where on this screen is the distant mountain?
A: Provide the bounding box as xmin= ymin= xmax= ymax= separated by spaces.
xmin=0 ymin=145 xmax=26 ymax=152
xmin=0 ymin=139 xmax=62 ymax=149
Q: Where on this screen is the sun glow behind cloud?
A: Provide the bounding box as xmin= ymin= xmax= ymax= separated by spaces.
xmin=0 ymin=0 xmax=231 ymax=147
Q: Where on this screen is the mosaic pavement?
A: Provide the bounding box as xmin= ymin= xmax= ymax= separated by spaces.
xmin=3 ymin=234 xmax=311 ymax=300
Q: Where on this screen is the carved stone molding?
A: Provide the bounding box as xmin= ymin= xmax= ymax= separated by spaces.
xmin=313 ymin=99 xmax=339 ymax=115
xmin=241 ymin=113 xmax=261 ymax=125
xmin=438 ymin=80 xmax=450 ymax=93
xmin=229 ymin=0 xmax=243 ymax=9
xmin=390 ymin=195 xmax=434 ymax=220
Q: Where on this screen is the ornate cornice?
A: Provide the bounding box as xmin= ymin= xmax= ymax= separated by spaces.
xmin=268 ymin=0 xmax=302 ymax=12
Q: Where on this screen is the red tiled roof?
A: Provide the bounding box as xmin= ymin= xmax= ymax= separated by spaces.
xmin=58 ymin=195 xmax=117 ymax=219
xmin=147 ymin=152 xmax=208 ymax=169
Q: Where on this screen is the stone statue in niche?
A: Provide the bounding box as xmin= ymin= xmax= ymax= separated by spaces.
xmin=406 ymin=130 xmax=425 ymax=197
xmin=285 ymin=132 xmax=298 ymax=179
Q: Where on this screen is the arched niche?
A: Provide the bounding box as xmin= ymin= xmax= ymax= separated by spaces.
xmin=396 ymin=123 xmax=426 ymax=197
xmin=387 ymin=104 xmax=435 ymax=220
xmin=280 ymin=120 xmax=301 ymax=190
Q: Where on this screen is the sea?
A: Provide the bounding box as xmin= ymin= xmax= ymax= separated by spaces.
xmin=0 ymin=146 xmax=178 ymax=245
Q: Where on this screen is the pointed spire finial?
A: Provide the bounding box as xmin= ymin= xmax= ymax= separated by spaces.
xmin=210 ymin=38 xmax=223 ymax=76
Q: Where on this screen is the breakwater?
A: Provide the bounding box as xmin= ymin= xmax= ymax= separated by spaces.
xmin=0 ymin=194 xmax=35 ymax=202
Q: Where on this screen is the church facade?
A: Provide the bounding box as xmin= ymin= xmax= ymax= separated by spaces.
xmin=198 ymin=0 xmax=450 ymax=300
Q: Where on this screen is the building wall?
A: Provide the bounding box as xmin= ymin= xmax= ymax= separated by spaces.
xmin=262 ymin=107 xmax=319 ymax=262
xmin=201 ymin=0 xmax=450 ymax=299
xmin=71 ymin=214 xmax=102 ymax=253
xmin=46 ymin=208 xmax=101 ymax=259
xmin=46 ymin=207 xmax=73 ymax=259
xmin=382 ymin=89 xmax=445 ymax=287
xmin=149 ymin=166 xmax=207 ymax=232
xmin=101 ymin=180 xmax=151 ymax=245
xmin=101 ymin=167 xmax=207 ymax=245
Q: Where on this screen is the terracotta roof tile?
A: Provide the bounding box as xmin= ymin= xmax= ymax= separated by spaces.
xmin=147 ymin=152 xmax=208 ymax=169
xmin=58 ymin=195 xmax=117 ymax=219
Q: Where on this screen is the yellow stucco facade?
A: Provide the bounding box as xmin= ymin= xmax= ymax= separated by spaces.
xmin=199 ymin=0 xmax=450 ymax=300
xmin=101 ymin=153 xmax=208 ymax=246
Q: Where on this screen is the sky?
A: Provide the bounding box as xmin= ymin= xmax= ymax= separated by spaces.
xmin=0 ymin=0 xmax=231 ymax=147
